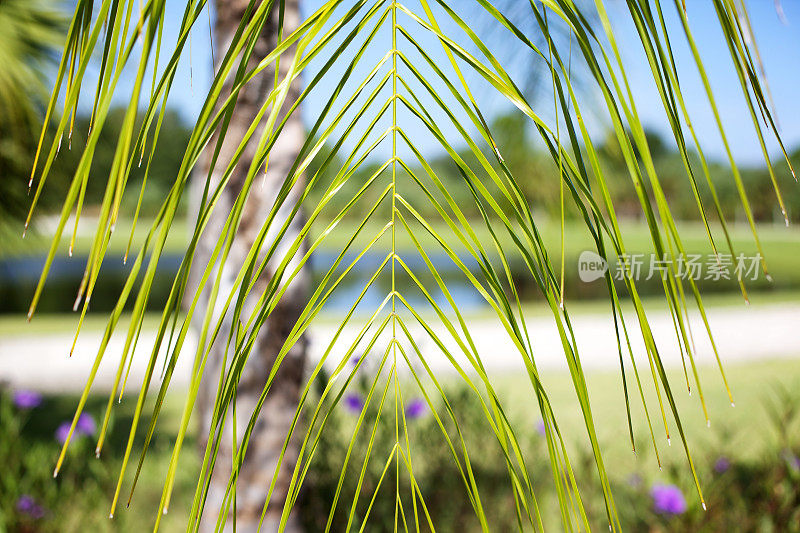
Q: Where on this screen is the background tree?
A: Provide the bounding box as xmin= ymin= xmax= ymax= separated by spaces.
xmin=188 ymin=0 xmax=308 ymax=530
xmin=0 ymin=0 xmax=63 ymax=223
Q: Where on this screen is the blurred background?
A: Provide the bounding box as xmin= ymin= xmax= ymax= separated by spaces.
xmin=0 ymin=0 xmax=798 ymax=530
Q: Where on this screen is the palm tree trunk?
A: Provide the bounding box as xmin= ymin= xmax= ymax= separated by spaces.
xmin=189 ymin=1 xmax=306 ymax=531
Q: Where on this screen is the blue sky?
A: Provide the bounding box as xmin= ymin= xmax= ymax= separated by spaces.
xmin=610 ymin=0 xmax=800 ymax=165
xmin=108 ymin=0 xmax=800 ymax=167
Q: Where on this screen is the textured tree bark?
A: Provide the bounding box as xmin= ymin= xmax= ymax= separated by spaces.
xmin=189 ymin=1 xmax=307 ymax=531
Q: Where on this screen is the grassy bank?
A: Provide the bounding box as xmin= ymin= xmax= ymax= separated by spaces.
xmin=3 ymin=286 xmax=798 ymax=338
xmin=5 ymin=216 xmax=799 ymax=263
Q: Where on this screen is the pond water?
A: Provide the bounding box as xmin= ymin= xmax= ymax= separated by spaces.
xmin=0 ymin=249 xmax=491 ymax=315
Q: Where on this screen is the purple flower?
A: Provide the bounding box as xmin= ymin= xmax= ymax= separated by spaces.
xmin=785 ymin=451 xmax=800 ymax=472
xmin=16 ymin=495 xmax=45 ymax=519
xmin=55 ymin=422 xmax=72 ymax=444
xmin=349 ymin=355 xmax=362 ymax=367
xmin=13 ymin=390 xmax=43 ymax=409
xmin=651 ymin=484 xmax=687 ymax=515
xmin=714 ymin=456 xmax=731 ymax=474
xmin=343 ymin=394 xmax=365 ymax=414
xmin=404 ymin=399 xmax=426 ymax=419
xmin=54 ymin=413 xmax=97 ymax=444
xmin=627 ymin=473 xmax=643 ymax=488
xmin=535 ymin=419 xmax=546 ymax=436
xmin=76 ymin=413 xmax=96 ymax=436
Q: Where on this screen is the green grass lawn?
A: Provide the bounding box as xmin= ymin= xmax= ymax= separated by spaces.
xmin=0 ymin=216 xmax=191 ymax=259
xmin=6 ymin=215 xmax=799 ymax=267
xmin=495 ymin=357 xmax=800 ymax=462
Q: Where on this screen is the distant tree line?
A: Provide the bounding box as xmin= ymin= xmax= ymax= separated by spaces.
xmin=1 ymin=107 xmax=192 ymax=226
xmin=5 ymin=108 xmax=798 ymax=227
xmin=306 ymin=110 xmax=800 ymax=226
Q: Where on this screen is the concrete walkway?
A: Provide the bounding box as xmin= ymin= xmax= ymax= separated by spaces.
xmin=1 ymin=302 xmax=798 ymax=392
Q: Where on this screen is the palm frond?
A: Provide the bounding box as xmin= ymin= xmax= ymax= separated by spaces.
xmin=25 ymin=0 xmax=794 ymax=530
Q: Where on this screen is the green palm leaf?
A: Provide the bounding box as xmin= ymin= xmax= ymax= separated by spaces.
xmin=25 ymin=0 xmax=794 ymax=530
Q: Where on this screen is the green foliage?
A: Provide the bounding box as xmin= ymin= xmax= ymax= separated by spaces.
xmin=301 ymin=375 xmax=547 ymax=531
xmin=4 ymin=107 xmax=193 ymax=224
xmin=1 ymin=364 xmax=798 ymax=530
xmin=0 ymin=0 xmax=64 ymax=126
xmin=0 ymin=0 xmax=64 ymax=224
xmin=307 ymin=116 xmax=800 ymax=226
xmin=57 ymin=108 xmax=193 ymax=217
xmin=615 ymin=386 xmax=800 ymax=531
xmin=299 ymin=371 xmax=800 ymax=531
xmin=0 ymin=387 xmax=197 ymax=532
xmin=0 ymin=0 xmax=189 ymax=227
